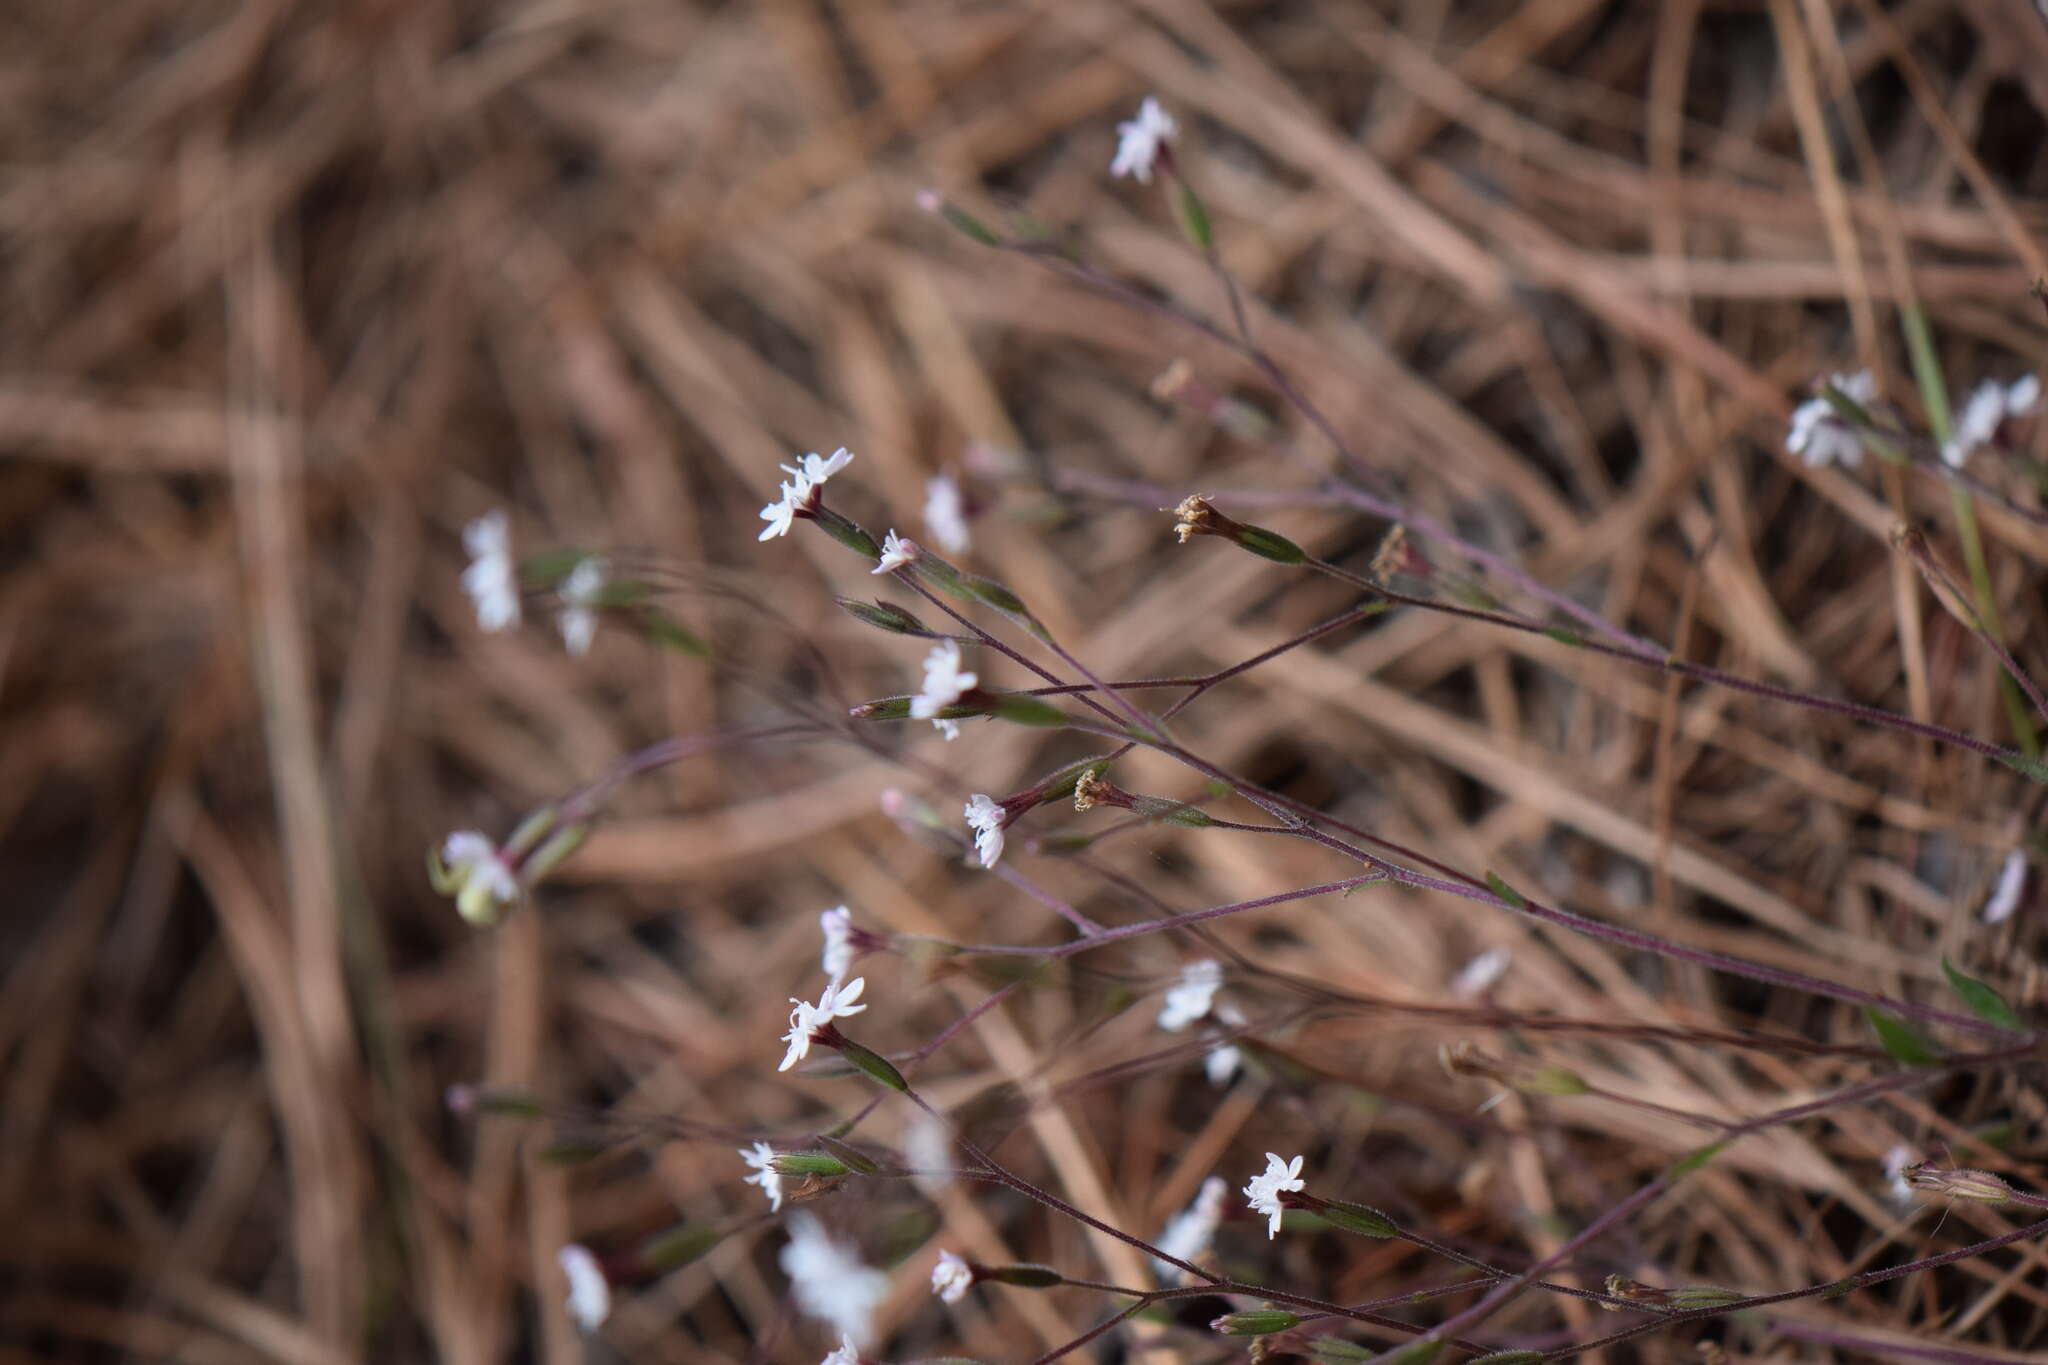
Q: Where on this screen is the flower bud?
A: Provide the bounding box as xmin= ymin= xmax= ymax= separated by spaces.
xmin=1903 ymin=1163 xmax=2011 ymax=1203
xmin=1212 ymin=1310 xmax=1301 ymax=1336
xmin=983 ymin=1263 xmax=1064 ymax=1288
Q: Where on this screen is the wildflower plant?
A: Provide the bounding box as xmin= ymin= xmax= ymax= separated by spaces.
xmin=432 ymin=86 xmax=2048 ymax=1365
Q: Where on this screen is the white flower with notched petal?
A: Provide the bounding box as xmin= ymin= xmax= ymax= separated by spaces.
xmin=790 ymin=447 xmax=855 ymax=486
xmin=1945 ymin=376 xmax=2040 ymax=467
xmin=1154 ymin=1175 xmax=1228 ymax=1280
xmin=1785 ymin=370 xmax=1876 ymax=469
xmin=820 ymin=905 xmax=855 ymax=980
xmin=557 ymin=1244 xmax=611 ymax=1332
xmin=1158 ymin=959 xmax=1222 ymax=1031
xmin=931 ymin=1250 xmax=974 ymax=1304
xmin=462 ymin=510 xmax=521 ymax=631
xmin=780 ymin=976 xmax=869 ymax=1071
xmin=741 ymin=1140 xmax=785 ymax=1211
xmin=1111 ymin=96 xmax=1177 ymax=183
xmin=557 ymin=555 xmax=608 ymax=656
xmin=780 ymin=1214 xmax=890 ymax=1347
xmin=963 ymin=794 xmax=1005 ymax=868
xmin=436 ymin=831 xmax=518 ymax=925
xmin=923 ymin=473 xmax=970 ymax=554
xmin=759 ymin=478 xmax=809 ymax=542
xmin=873 ymin=530 xmax=919 ymax=574
xmin=1243 ymin=1152 xmax=1305 ymax=1239
xmin=911 ymin=640 xmax=977 ymax=719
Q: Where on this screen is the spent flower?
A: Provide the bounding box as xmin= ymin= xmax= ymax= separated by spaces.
xmin=1243 ymin=1152 xmax=1305 ymax=1239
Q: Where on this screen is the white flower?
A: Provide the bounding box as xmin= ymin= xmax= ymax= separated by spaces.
xmin=780 ymin=976 xmax=868 ymax=1071
xmin=1450 ymin=947 xmax=1512 ymax=1000
xmin=930 ymin=1250 xmax=973 ymax=1304
xmin=437 ymin=831 xmax=518 ymax=925
xmin=1983 ymin=849 xmax=2028 ymax=925
xmin=462 ymin=510 xmax=521 ymax=631
xmin=911 ymin=640 xmax=977 ymax=719
xmin=780 ymin=1214 xmax=889 ymax=1347
xmin=906 ymin=1111 xmax=954 ymax=1194
xmin=557 ymin=1244 xmax=611 ymax=1332
xmin=1885 ymin=1145 xmax=1918 ymax=1205
xmin=1111 ymin=96 xmax=1177 ymax=183
xmin=1785 ymin=370 xmax=1876 ymax=469
xmin=1205 ymin=1002 xmax=1245 ymax=1086
xmin=923 ymin=473 xmax=970 ymax=554
xmin=1944 ymin=376 xmax=2038 ymax=467
xmin=791 ymin=447 xmax=855 ymax=486
xmin=759 ymin=478 xmax=808 ymax=541
xmin=964 ymin=794 xmax=1005 ymax=868
xmin=557 ymin=555 xmax=608 ymax=656
xmin=820 ymin=905 xmax=855 ymax=979
xmin=1242 ymin=1152 xmax=1305 ymax=1239
xmin=1153 ymin=1176 xmax=1227 ymax=1280
xmin=741 ymin=1140 xmax=785 ymax=1211
xmin=1158 ymin=959 xmax=1222 ymax=1031
xmin=873 ymin=530 xmax=919 ymax=574
xmin=931 ymin=718 xmax=961 ymax=742
xmin=821 ymin=1336 xmax=862 ymax=1365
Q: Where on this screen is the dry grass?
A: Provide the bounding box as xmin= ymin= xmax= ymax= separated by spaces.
xmin=5 ymin=1 xmax=2048 ymax=1362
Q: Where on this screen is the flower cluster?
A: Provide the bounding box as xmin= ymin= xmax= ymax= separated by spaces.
xmin=779 ymin=975 xmax=868 ymax=1071
xmin=1243 ymin=1152 xmax=1306 ymax=1239
xmin=760 ymin=447 xmax=855 ymax=541
xmin=1111 ymin=96 xmax=1177 ymax=183
xmin=1785 ymin=370 xmax=1877 ymax=469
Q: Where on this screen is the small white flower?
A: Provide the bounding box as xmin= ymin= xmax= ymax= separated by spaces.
xmin=931 ymin=1250 xmax=973 ymax=1304
xmin=1111 ymin=96 xmax=1177 ymax=183
xmin=923 ymin=473 xmax=970 ymax=555
xmin=780 ymin=976 xmax=869 ymax=1071
xmin=911 ymin=640 xmax=978 ymax=719
xmin=964 ymin=793 xmax=1005 ymax=868
xmin=931 ymin=718 xmax=961 ymax=742
xmin=780 ymin=1214 xmax=890 ymax=1347
xmin=820 ymin=905 xmax=855 ymax=979
xmin=1154 ymin=1175 xmax=1228 ymax=1280
xmin=791 ymin=447 xmax=855 ymax=486
xmin=438 ymin=831 xmax=518 ymax=925
xmin=759 ymin=478 xmax=808 ymax=542
xmin=1159 ymin=959 xmax=1222 ymax=1031
xmin=462 ymin=510 xmax=521 ymax=631
xmin=741 ymin=1140 xmax=785 ymax=1211
xmin=557 ymin=1244 xmax=611 ymax=1332
xmin=1885 ymin=1145 xmax=1918 ymax=1205
xmin=1785 ymin=370 xmax=1876 ymax=469
xmin=1944 ymin=377 xmax=2038 ymax=467
xmin=557 ymin=555 xmax=608 ymax=656
xmin=906 ymin=1111 xmax=955 ymax=1194
xmin=1983 ymin=849 xmax=2029 ymax=925
xmin=1450 ymin=947 xmax=1512 ymax=1000
xmin=1243 ymin=1152 xmax=1305 ymax=1239
xmin=873 ymin=530 xmax=919 ymax=574
xmin=1204 ymin=1002 xmax=1245 ymax=1086
xmin=821 ymin=1336 xmax=862 ymax=1365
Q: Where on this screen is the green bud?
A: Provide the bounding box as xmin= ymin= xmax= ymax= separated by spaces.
xmin=638 ymin=1221 xmax=724 ymax=1271
xmin=815 ymin=1135 xmax=884 ymax=1175
xmin=985 ymin=1263 xmax=1063 ymax=1288
xmin=1235 ymin=524 xmax=1306 ymax=564
xmin=638 ymin=608 xmax=710 ymax=657
xmin=771 ymin=1152 xmax=851 ymax=1178
xmin=1467 ymin=1353 xmax=1547 ymax=1365
xmin=1515 ymin=1065 xmax=1589 ymax=1097
xmin=1318 ymin=1199 xmax=1397 ymax=1239
xmin=1174 ymin=182 xmax=1213 ymax=250
xmin=990 ymin=693 xmax=1071 ymax=727
xmin=961 ymin=574 xmax=1029 ymax=616
xmin=539 ymin=1138 xmax=606 ymax=1166
xmin=464 ymin=1087 xmax=545 ymax=1119
xmin=811 ymin=506 xmax=879 ymax=560
xmin=1381 ymin=1341 xmax=1445 ymax=1365
xmin=524 ymin=823 xmax=588 ymax=882
xmin=1669 ymin=1286 xmax=1745 ymax=1310
xmin=502 ymin=806 xmax=558 ymax=858
xmin=836 ymin=1037 xmax=909 ymax=1092
xmin=836 ymin=597 xmax=932 ymax=636
xmin=1310 ymin=1341 xmax=1375 ymax=1362
xmin=1211 ymin=1310 xmax=1300 ymax=1336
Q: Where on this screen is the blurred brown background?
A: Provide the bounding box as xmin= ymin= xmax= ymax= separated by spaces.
xmin=6 ymin=1 xmax=2048 ymax=1362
